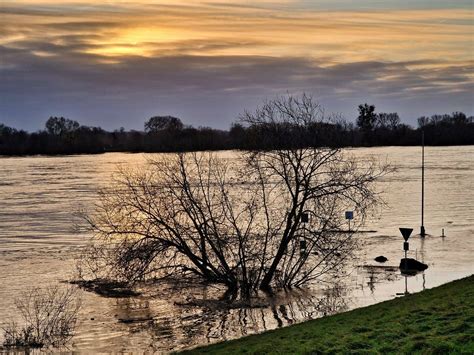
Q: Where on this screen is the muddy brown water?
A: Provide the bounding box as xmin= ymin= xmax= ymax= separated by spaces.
xmin=0 ymin=146 xmax=473 ymax=353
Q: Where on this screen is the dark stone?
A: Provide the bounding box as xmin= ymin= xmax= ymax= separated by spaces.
xmin=399 ymin=258 xmax=428 ymax=272
xmin=374 ymin=256 xmax=388 ymax=263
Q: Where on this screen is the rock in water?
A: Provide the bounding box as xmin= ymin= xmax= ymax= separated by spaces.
xmin=399 ymin=258 xmax=428 ymax=272
xmin=375 ymin=256 xmax=388 ymax=263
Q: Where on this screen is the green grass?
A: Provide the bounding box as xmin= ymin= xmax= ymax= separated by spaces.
xmin=183 ymin=275 xmax=474 ymax=354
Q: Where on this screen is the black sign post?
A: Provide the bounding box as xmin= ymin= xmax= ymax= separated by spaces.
xmin=399 ymin=228 xmax=413 ymax=271
xmin=399 ymin=228 xmax=413 ymax=242
xmin=399 ymin=228 xmax=413 ymax=295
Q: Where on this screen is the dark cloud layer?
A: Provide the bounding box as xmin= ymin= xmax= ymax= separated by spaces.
xmin=2 ymin=44 xmax=472 ymax=130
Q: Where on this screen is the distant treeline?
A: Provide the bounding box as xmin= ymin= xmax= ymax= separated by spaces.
xmin=1 ymin=105 xmax=473 ymax=155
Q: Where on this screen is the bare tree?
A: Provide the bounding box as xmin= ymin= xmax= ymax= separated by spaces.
xmin=376 ymin=112 xmax=400 ymax=130
xmin=82 ymin=95 xmax=388 ymax=300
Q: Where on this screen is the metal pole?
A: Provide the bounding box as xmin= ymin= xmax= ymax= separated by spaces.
xmin=404 ymin=248 xmax=408 ymax=269
xmin=421 ymin=130 xmax=425 ymax=237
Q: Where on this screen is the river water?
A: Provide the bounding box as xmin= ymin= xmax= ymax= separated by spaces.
xmin=0 ymin=146 xmax=472 ymax=353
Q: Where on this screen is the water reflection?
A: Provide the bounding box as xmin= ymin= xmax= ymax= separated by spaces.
xmin=360 ymin=265 xmax=401 ymax=295
xmin=105 ymin=281 xmax=349 ymax=352
xmin=398 ymin=271 xmax=427 ymax=296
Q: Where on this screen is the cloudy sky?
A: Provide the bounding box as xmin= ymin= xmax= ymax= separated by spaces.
xmin=1 ymin=0 xmax=473 ymax=131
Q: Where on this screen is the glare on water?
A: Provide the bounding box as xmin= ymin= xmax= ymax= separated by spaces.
xmin=0 ymin=146 xmax=472 ymax=352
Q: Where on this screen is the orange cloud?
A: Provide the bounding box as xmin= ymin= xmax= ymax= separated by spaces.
xmin=1 ymin=2 xmax=472 ymax=62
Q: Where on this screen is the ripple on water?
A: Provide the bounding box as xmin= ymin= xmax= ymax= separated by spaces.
xmin=0 ymin=147 xmax=473 ymax=352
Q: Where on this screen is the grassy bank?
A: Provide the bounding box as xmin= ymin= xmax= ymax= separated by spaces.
xmin=184 ymin=275 xmax=474 ymax=354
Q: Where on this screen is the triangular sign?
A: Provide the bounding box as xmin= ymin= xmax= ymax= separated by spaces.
xmin=399 ymin=228 xmax=413 ymax=241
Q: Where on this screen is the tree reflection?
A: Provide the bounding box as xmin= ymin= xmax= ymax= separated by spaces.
xmin=114 ymin=281 xmax=349 ymax=352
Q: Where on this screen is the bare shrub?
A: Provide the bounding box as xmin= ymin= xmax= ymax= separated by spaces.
xmin=2 ymin=285 xmax=81 ymax=349
xmin=82 ymin=95 xmax=389 ymax=299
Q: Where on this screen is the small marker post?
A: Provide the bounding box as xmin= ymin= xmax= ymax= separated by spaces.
xmin=300 ymin=213 xmax=309 ymax=256
xmin=345 ymin=211 xmax=353 ymax=232
xmin=420 ymin=130 xmax=426 ymax=238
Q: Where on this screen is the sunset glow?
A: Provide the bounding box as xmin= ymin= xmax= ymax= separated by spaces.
xmin=1 ymin=0 xmax=473 ymax=129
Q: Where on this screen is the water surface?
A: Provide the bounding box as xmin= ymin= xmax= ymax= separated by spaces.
xmin=0 ymin=146 xmax=472 ymax=352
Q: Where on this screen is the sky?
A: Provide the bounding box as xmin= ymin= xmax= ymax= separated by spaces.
xmin=1 ymin=0 xmax=473 ymax=131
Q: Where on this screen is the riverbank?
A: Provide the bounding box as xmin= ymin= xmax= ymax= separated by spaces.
xmin=185 ymin=275 xmax=474 ymax=354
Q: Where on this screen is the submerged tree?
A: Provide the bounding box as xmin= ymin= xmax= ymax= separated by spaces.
xmin=83 ymin=95 xmax=388 ymax=300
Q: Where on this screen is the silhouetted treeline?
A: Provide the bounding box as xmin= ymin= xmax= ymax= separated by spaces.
xmin=1 ymin=109 xmax=473 ymax=156
xmin=353 ymin=105 xmax=474 ymax=147
xmin=0 ymin=116 xmax=232 ymax=155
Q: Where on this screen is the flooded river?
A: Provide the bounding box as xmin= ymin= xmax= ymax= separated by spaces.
xmin=0 ymin=146 xmax=473 ymax=352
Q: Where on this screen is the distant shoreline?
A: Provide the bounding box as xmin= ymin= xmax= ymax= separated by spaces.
xmin=2 ymin=111 xmax=474 ymax=156
xmin=1 ymin=144 xmax=473 ymax=158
